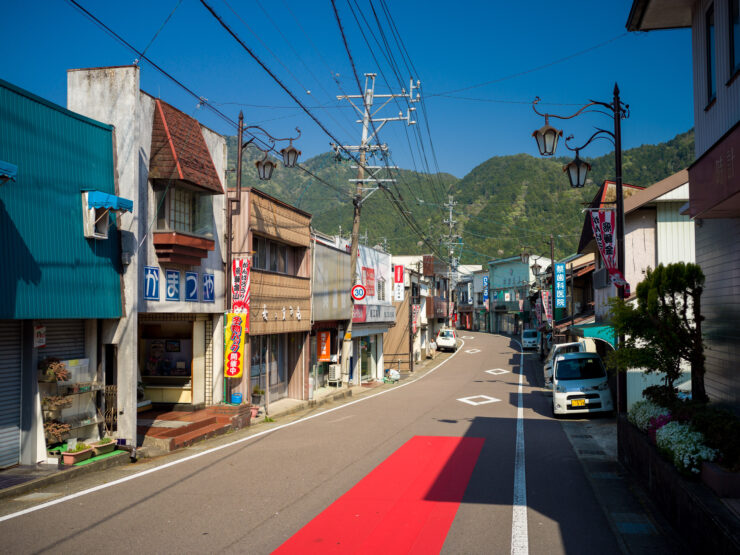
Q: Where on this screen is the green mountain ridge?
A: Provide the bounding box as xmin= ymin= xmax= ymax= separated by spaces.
xmin=227 ymin=129 xmax=694 ymax=263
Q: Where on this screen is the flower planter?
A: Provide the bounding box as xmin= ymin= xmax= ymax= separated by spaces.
xmin=91 ymin=441 xmax=117 ymax=457
xmin=701 ymin=462 xmax=740 ymax=498
xmin=62 ymin=447 xmax=93 ymax=465
xmin=251 ymin=394 xmax=263 ymax=406
xmin=249 ymin=405 xmax=259 ymax=419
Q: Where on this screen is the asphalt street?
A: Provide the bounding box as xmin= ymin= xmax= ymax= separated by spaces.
xmin=0 ymin=333 xmax=623 ymax=554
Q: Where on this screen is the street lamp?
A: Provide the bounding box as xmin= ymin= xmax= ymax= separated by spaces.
xmin=532 ymin=115 xmax=563 ymax=156
xmin=244 ymin=125 xmax=302 ymax=181
xmin=531 ymin=84 xmax=630 ymax=414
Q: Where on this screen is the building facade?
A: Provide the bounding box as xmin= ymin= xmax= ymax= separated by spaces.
xmin=0 ymin=78 xmax=129 ymax=466
xmin=67 ymin=66 xmax=226 ymax=444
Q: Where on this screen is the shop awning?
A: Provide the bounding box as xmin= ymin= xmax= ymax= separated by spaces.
xmin=570 ymin=322 xmax=616 ymax=348
xmin=86 ymin=190 xmax=133 ymax=213
xmin=0 ymin=160 xmax=17 ymax=183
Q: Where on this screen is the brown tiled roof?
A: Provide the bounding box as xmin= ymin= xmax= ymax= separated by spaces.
xmin=149 ymin=99 xmax=223 ymax=194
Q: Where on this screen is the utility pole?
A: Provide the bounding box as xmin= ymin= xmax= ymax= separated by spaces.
xmin=334 ymin=73 xmax=419 ymax=384
xmin=442 ymin=195 xmax=460 ymax=328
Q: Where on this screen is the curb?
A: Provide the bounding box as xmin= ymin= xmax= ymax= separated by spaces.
xmin=0 ymin=451 xmax=130 ymax=502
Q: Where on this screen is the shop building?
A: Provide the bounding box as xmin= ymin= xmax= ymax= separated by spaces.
xmin=232 ymin=188 xmax=311 ymax=407
xmin=628 ymin=1 xmax=740 ymax=408
xmin=67 ymin=66 xmax=226 ymax=445
xmin=472 ymin=269 xmax=489 ymax=332
xmin=383 ymin=260 xmax=427 ymax=371
xmin=0 ymin=78 xmax=129 ymax=466
xmin=310 ymin=233 xmax=352 ymax=389
xmin=488 ymin=256 xmax=547 ymax=334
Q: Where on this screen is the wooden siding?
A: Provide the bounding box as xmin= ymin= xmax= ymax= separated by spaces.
xmin=695 ymin=218 xmax=740 ymax=407
xmin=250 ymin=193 xmax=310 ymax=247
xmin=657 ymin=202 xmax=696 ymax=264
xmin=692 ymin=0 xmax=740 ymax=158
xmin=249 ymin=271 xmax=311 ymax=335
xmin=383 ymin=298 xmax=411 ymax=370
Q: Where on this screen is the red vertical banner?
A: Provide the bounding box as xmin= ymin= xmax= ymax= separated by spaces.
xmin=393 ymin=265 xmax=404 ymax=301
xmin=541 ymin=290 xmax=552 ymax=324
xmin=317 ymin=331 xmax=331 ymax=362
xmin=589 ymin=208 xmax=629 ymax=294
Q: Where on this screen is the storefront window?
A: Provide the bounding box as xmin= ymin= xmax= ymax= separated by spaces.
xmin=139 ymin=321 xmax=193 ymax=391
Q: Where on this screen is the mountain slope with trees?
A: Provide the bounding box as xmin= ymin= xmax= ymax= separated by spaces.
xmin=228 ymin=129 xmax=694 ymax=263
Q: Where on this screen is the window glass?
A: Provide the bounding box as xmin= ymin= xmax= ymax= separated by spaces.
xmin=277 ymin=245 xmax=287 ymax=273
xmin=732 ymin=0 xmax=740 ymax=74
xmin=192 ymin=194 xmax=213 ymax=238
xmin=269 ymin=241 xmax=278 ymax=272
xmin=250 ymin=336 xmax=262 ymax=378
xmin=555 ymin=357 xmax=606 ymax=380
xmin=707 ymin=4 xmax=716 ymax=102
xmin=253 ymin=236 xmax=266 ymax=269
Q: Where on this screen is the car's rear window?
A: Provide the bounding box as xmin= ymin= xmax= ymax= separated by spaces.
xmin=555 ymin=358 xmax=606 ymax=380
xmin=523 ymin=331 xmax=537 ymax=338
xmin=439 ymin=331 xmax=453 ymax=338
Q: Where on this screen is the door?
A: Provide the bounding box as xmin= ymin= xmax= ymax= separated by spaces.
xmin=0 ymin=321 xmax=22 ymax=468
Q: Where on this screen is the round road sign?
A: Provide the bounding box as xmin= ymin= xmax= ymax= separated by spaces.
xmin=351 ymin=284 xmax=367 ymax=301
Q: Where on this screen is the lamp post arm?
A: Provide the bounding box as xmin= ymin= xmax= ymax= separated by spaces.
xmin=564 ymin=128 xmax=615 ymax=152
xmin=532 ymin=97 xmax=628 ymax=122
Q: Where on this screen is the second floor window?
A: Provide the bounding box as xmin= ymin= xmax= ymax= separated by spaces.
xmin=377 ymin=277 xmax=386 ymax=301
xmin=252 ymin=236 xmax=298 ymax=275
xmin=155 ymin=187 xmax=214 ymax=238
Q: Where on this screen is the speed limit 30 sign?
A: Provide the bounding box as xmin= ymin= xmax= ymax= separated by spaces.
xmin=351 ymin=284 xmax=367 ymax=301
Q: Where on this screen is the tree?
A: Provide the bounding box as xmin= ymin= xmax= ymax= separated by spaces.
xmin=606 ymin=263 xmax=707 ymax=402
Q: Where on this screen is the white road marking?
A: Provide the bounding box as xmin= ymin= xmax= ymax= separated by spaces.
xmin=486 ymin=368 xmax=510 ymax=376
xmin=457 ymin=395 xmax=501 ymax=406
xmin=0 ymin=340 xmax=467 ymax=523
xmin=462 ymin=335 xmax=474 ymax=339
xmin=510 ymin=337 xmax=529 ymax=554
xmin=464 ymin=348 xmax=481 ymax=354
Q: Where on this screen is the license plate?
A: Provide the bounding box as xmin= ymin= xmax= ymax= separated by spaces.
xmin=571 ymin=399 xmax=586 ymax=407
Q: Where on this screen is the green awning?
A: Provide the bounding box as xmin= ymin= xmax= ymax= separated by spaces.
xmin=570 ymin=322 xmax=616 ymax=348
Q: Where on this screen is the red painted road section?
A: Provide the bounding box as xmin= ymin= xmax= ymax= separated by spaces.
xmin=274 ymin=436 xmax=485 ymax=554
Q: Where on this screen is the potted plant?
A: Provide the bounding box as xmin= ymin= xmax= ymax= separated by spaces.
xmin=42 ymin=395 xmax=73 ymax=411
xmin=251 ymin=385 xmax=265 ymax=405
xmin=38 ymin=358 xmax=70 ymax=382
xmin=90 ymin=437 xmax=117 ymax=456
xmin=62 ymin=442 xmax=93 ymax=465
xmin=44 ymin=420 xmax=71 ymax=443
xmin=249 ymin=404 xmax=259 ymax=419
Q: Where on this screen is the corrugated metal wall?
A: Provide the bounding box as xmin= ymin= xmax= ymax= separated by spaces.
xmin=0 ymin=321 xmax=22 ymax=468
xmin=696 ymin=218 xmax=740 ymax=407
xmin=657 ymin=203 xmax=696 ymax=264
xmin=0 ymin=79 xmax=122 ymax=319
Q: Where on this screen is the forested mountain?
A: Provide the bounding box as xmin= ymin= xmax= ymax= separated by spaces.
xmin=227 ymin=129 xmax=694 ymax=263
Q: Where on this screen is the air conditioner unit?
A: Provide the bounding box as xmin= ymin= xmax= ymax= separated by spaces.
xmin=328 ymin=364 xmax=342 ymax=384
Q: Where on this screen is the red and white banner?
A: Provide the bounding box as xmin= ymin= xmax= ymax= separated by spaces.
xmin=541 ymin=290 xmax=552 ymax=325
xmin=232 ymin=258 xmax=251 ymax=316
xmin=588 ymin=208 xmax=630 ymax=293
xmin=412 ymin=304 xmax=420 ymax=334
xmin=393 ymin=265 xmax=404 ymax=302
xmin=535 ymin=296 xmax=542 ymax=324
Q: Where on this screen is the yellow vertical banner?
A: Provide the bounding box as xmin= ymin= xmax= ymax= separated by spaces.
xmin=224 ymin=313 xmax=246 ymax=378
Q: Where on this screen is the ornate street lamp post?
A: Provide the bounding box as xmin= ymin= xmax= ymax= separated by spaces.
xmin=531 ymin=84 xmax=630 ymax=413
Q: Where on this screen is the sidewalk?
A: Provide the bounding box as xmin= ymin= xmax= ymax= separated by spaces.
xmin=0 ymin=355 xmax=440 ymax=503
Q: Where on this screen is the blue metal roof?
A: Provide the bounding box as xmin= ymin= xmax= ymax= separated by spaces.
xmin=0 ymin=79 xmax=123 ymax=319
xmin=0 ymin=160 xmax=17 ymax=181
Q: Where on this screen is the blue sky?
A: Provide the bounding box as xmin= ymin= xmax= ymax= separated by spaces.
xmin=3 ymin=0 xmax=693 ymax=178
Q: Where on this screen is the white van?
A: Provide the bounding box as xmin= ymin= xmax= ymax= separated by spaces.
xmin=552 ymin=352 xmax=613 ymax=416
xmin=521 ymin=329 xmax=539 ymax=350
xmin=543 ymin=338 xmax=596 ymax=386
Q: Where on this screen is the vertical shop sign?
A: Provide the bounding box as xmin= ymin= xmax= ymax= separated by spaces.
xmin=588 ymin=207 xmax=629 ymax=294
xmin=166 ymin=270 xmax=180 ymax=301
xmin=144 ymin=266 xmax=160 ymax=300
xmin=394 ymin=265 xmax=404 ymax=301
xmin=535 ymin=296 xmax=542 ymax=324
xmin=541 ymin=290 xmax=552 ymax=324
xmin=185 ymin=272 xmax=199 ymax=301
xmin=318 ymin=331 xmax=331 ymax=362
xmin=232 ymin=258 xmax=251 ymax=314
xmin=362 ymin=267 xmax=376 ymax=296
xmin=203 ymin=274 xmax=215 ymax=303
xmin=554 ymin=263 xmax=566 ymax=309
xmin=412 ymin=304 xmax=420 ymax=334
xmin=224 ymin=313 xmax=246 ymax=378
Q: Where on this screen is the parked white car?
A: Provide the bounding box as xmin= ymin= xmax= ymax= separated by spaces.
xmin=543 ymin=339 xmax=595 ymax=386
xmin=552 ymin=352 xmax=613 ymax=416
xmin=521 ymin=329 xmax=539 ymax=350
xmin=436 ymin=329 xmax=458 ymax=352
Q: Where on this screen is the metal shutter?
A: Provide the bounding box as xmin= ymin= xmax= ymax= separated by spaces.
xmin=0 ymin=321 xmax=22 ymax=468
xmin=37 ymin=320 xmax=85 ymax=361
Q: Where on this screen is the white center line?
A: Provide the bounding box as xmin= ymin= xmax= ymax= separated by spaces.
xmin=510 ymin=338 xmax=529 ymax=554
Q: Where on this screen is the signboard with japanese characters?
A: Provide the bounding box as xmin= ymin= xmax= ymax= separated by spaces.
xmin=166 ymin=270 xmax=180 ymax=301
xmin=185 ymin=272 xmax=198 ymax=302
xmin=393 ymin=264 xmax=404 ymax=301
xmin=482 ymin=275 xmax=489 ymax=302
xmin=318 ymin=331 xmax=331 ymax=362
xmin=412 ymin=304 xmax=420 ymax=334
xmin=34 ymin=325 xmax=46 ymax=348
xmin=224 ymin=313 xmax=246 ymax=378
xmin=231 ymin=258 xmax=251 ymax=314
xmin=144 ymin=266 xmax=160 ymax=301
xmin=554 ymin=263 xmax=566 ymax=309
xmin=362 ymin=267 xmax=375 ymax=296
xmin=541 ymin=290 xmax=552 ymax=324
xmin=202 ymin=273 xmax=215 ymax=303
xmin=589 ymin=208 xmax=629 ymax=294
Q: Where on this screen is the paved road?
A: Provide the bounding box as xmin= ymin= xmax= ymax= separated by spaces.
xmin=1 ymin=333 xmax=622 ymax=554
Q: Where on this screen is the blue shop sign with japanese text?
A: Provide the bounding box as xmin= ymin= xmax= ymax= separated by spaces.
xmin=185 ymin=272 xmax=199 ymax=302
xmin=166 ymin=270 xmax=180 ymax=301
xmin=144 ymin=267 xmax=160 ymax=301
xmin=555 ymin=263 xmax=566 ymax=308
xmin=202 ymin=273 xmax=215 ymax=303
xmin=482 ymin=275 xmax=489 ymax=301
